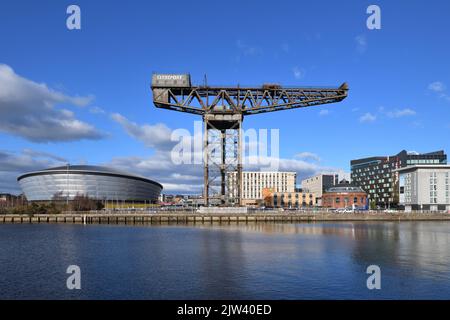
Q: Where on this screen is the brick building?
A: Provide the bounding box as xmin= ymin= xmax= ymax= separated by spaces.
xmin=322 ymin=180 xmax=368 ymax=209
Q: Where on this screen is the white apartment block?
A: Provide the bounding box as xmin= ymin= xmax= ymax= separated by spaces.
xmin=396 ymin=165 xmax=450 ymax=212
xmin=228 ymin=171 xmax=296 ymax=204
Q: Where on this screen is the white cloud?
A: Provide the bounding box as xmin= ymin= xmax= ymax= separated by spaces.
xmin=236 ymin=40 xmax=262 ymax=62
xmin=355 ymin=35 xmax=367 ymax=53
xmin=89 ymin=106 xmax=105 ymax=114
xmin=244 ymin=155 xmax=345 ymax=183
xmin=358 ymin=107 xmax=416 ymax=124
xmin=359 ymin=112 xmax=376 ymax=123
xmin=22 ymin=149 xmax=67 ymax=162
xmin=109 ymin=153 xmax=345 ymax=194
xmin=292 ymin=66 xmax=305 ymax=80
xmin=109 ymin=115 xmax=348 ymax=194
xmin=236 ymin=40 xmax=260 ymax=55
xmin=428 ymin=81 xmax=450 ymax=102
xmin=411 ymin=121 xmax=424 ymax=129
xmin=0 ymin=149 xmax=67 ymax=194
xmin=108 ymin=153 xmax=204 ymax=193
xmin=295 ymin=152 xmax=321 ymax=162
xmin=109 ymin=115 xmax=204 ymax=193
xmin=386 ymin=108 xmax=416 ymax=118
xmin=111 ymin=113 xmax=174 ymax=150
xmin=428 ymin=81 xmax=446 ymax=93
xmin=0 ymin=64 xmax=104 ymax=142
xmin=319 ymin=109 xmax=329 ymax=116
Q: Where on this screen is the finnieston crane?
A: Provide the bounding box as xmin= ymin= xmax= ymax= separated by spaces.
xmin=151 ymin=74 xmax=348 ymax=207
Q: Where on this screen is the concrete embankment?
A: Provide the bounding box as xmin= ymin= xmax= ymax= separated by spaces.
xmin=1 ymin=212 xmax=450 ymax=225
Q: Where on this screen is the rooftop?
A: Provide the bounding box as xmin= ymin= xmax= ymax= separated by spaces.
xmin=393 ymin=164 xmax=450 ymax=173
xmin=42 ymin=165 xmax=132 ymax=176
xmin=351 ymin=150 xmax=446 ymax=166
xmin=326 ymin=180 xmax=365 ymax=193
xmin=17 ymin=165 xmax=163 ymax=189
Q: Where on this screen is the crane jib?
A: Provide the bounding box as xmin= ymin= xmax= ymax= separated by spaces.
xmin=150 ymin=73 xmax=348 ymax=207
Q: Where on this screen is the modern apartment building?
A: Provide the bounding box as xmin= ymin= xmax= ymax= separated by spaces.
xmin=228 ymin=171 xmax=296 ymax=206
xmin=351 ymin=150 xmax=447 ymax=208
xmin=396 ymin=165 xmax=450 ymax=212
xmin=301 ymin=173 xmax=338 ymax=205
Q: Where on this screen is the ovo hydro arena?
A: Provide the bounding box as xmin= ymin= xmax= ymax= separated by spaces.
xmin=17 ymin=165 xmax=163 ymax=203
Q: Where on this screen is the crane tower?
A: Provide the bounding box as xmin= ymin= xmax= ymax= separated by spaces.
xmin=151 ymin=74 xmax=348 ymax=206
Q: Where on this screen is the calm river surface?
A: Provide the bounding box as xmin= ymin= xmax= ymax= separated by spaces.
xmin=1 ymin=221 xmax=450 ymax=299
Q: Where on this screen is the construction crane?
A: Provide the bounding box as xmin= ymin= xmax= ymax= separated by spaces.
xmin=151 ymin=74 xmax=348 ymax=206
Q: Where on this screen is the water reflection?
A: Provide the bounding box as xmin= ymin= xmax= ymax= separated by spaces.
xmin=1 ymin=222 xmax=450 ymax=299
xmin=196 ymin=222 xmax=450 ymax=281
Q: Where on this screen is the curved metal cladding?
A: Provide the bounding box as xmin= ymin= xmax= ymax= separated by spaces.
xmin=17 ymin=165 xmax=163 ymax=202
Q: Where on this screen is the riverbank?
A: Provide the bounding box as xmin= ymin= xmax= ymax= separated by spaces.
xmin=1 ymin=212 xmax=450 ymax=224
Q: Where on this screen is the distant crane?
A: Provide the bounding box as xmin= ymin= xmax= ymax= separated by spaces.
xmin=151 ymin=74 xmax=348 ymax=206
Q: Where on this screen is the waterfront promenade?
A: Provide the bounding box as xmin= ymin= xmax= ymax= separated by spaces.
xmin=1 ymin=211 xmax=450 ymax=224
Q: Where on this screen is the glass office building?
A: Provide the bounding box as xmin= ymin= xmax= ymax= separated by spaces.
xmin=351 ymin=150 xmax=447 ymax=208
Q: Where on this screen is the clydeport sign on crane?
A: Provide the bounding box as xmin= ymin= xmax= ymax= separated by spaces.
xmin=151 ymin=74 xmax=348 ymax=207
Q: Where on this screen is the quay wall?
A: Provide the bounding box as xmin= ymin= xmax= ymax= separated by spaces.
xmin=1 ymin=212 xmax=450 ymax=225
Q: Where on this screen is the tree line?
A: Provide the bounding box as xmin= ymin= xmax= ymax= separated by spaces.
xmin=0 ymin=193 xmax=104 ymax=215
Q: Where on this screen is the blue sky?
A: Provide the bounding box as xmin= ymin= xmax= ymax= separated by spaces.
xmin=1 ymin=0 xmax=450 ymax=194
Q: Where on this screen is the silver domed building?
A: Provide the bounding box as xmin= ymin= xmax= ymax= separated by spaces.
xmin=17 ymin=165 xmax=163 ymax=202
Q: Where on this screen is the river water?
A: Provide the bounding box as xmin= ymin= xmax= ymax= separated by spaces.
xmin=1 ymin=221 xmax=450 ymax=299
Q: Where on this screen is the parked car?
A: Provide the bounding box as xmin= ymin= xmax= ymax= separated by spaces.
xmin=336 ymin=207 xmax=354 ymax=213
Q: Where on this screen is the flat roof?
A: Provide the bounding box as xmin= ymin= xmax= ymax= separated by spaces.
xmin=393 ymin=165 xmax=450 ymax=173
xmin=241 ymin=171 xmax=296 ymax=173
xmin=351 ymin=150 xmax=446 ymax=165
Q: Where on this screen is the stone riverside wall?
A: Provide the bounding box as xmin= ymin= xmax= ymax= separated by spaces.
xmin=1 ymin=212 xmax=450 ymax=224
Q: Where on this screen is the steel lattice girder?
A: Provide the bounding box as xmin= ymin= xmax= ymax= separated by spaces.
xmin=152 ymin=83 xmax=348 ymax=116
xmin=151 ymin=78 xmax=348 ymax=206
xmin=203 ymin=117 xmax=241 ymax=206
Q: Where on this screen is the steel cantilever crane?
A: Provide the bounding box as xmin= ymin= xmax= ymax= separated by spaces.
xmin=151 ymin=74 xmax=348 ymax=206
